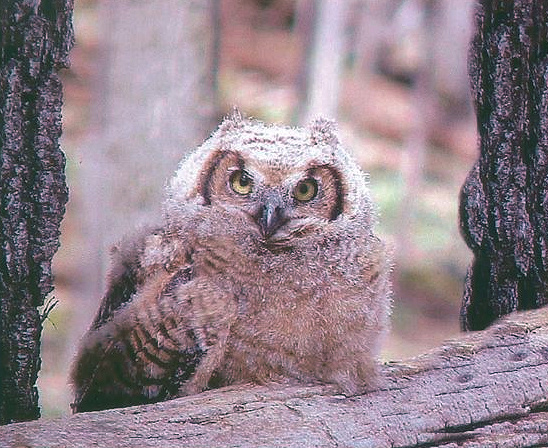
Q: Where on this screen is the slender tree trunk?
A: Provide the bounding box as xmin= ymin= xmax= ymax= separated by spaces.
xmin=460 ymin=0 xmax=548 ymax=330
xmin=0 ymin=0 xmax=73 ymax=424
xmin=296 ymin=0 xmax=348 ymax=124
xmin=396 ymin=0 xmax=435 ymax=262
xmin=76 ymin=0 xmax=218 ymax=333
xmin=354 ymin=0 xmax=391 ymax=77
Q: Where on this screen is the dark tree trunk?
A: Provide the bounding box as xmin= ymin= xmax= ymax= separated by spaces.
xmin=0 ymin=0 xmax=73 ymax=424
xmin=460 ymin=0 xmax=548 ymax=331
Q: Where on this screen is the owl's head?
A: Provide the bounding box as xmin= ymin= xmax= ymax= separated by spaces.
xmin=165 ymin=113 xmax=374 ymax=245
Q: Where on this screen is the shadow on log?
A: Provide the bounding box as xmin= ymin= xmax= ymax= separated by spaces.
xmin=2 ymin=307 xmax=547 ymax=448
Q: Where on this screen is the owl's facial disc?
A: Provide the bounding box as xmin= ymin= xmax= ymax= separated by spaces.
xmin=199 ymin=150 xmax=345 ymax=241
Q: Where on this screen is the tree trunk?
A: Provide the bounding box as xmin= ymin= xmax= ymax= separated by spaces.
xmin=76 ymin=0 xmax=218 ymax=333
xmin=296 ymin=0 xmax=348 ymax=123
xmin=460 ymin=0 xmax=548 ymax=330
xmin=0 ymin=0 xmax=73 ymax=425
xmin=2 ymin=307 xmax=547 ymax=447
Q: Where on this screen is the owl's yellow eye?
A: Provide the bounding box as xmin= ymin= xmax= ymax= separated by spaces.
xmin=294 ymin=178 xmax=318 ymax=202
xmin=230 ymin=170 xmax=253 ymax=195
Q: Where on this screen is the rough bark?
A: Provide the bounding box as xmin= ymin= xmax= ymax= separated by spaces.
xmin=0 ymin=0 xmax=73 ymax=424
xmin=460 ymin=0 xmax=548 ymax=330
xmin=2 ymin=307 xmax=547 ymax=447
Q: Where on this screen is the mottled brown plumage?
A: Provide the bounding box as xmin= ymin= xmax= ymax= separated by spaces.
xmin=71 ymin=113 xmax=392 ymax=412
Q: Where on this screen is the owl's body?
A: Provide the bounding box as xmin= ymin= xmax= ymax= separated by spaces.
xmin=71 ymin=115 xmax=392 ymax=412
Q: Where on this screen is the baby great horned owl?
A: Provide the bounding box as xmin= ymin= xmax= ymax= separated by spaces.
xmin=71 ymin=113 xmax=392 ymax=412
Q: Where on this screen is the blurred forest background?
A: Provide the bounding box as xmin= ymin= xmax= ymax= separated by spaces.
xmin=39 ymin=0 xmax=478 ymax=416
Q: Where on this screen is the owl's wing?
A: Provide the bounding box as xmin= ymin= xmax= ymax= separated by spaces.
xmin=73 ymin=226 xmax=204 ymax=413
xmin=90 ymin=226 xmax=162 ymax=330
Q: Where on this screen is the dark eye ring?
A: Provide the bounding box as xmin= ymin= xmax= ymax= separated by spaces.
xmin=229 ymin=170 xmax=253 ymax=195
xmin=294 ymin=178 xmax=318 ymax=202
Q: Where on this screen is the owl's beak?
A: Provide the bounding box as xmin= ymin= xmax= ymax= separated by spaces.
xmin=257 ymin=199 xmax=286 ymax=238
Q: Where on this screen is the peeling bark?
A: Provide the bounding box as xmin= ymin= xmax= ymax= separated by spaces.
xmin=2 ymin=308 xmax=547 ymax=447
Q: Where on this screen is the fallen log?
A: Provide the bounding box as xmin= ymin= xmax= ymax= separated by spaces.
xmin=2 ymin=307 xmax=547 ymax=448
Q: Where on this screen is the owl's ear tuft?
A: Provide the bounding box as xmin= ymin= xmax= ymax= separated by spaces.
xmin=309 ymin=117 xmax=339 ymax=147
xmin=229 ymin=106 xmax=244 ymax=122
xmin=218 ymin=107 xmax=246 ymax=135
